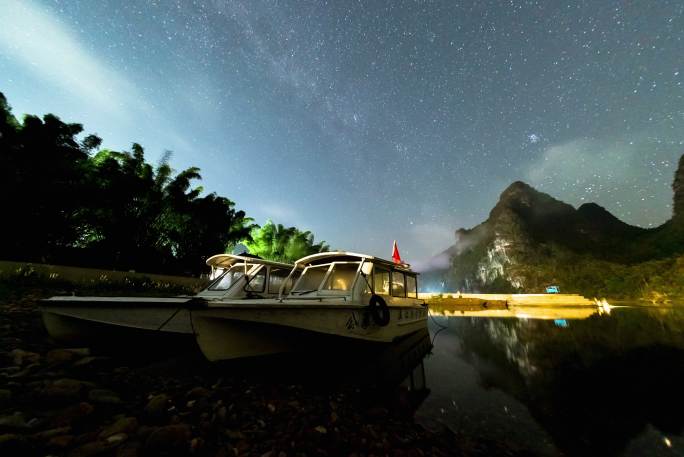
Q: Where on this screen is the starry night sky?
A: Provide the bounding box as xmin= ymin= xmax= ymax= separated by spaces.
xmin=1 ymin=0 xmax=683 ymax=266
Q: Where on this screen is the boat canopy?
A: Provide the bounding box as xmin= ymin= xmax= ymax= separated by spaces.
xmin=294 ymin=251 xmax=415 ymax=273
xmin=205 ymin=254 xmax=294 ymax=270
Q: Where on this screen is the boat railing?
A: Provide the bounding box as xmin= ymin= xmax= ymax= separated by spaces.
xmin=281 ymin=295 xmax=348 ymax=302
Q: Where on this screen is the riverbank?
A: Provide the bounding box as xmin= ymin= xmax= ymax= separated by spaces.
xmin=0 ymin=284 xmax=522 ymax=457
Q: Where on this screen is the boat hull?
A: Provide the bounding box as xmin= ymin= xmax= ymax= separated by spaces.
xmin=192 ymin=304 xmax=428 ymax=361
xmin=40 ymin=297 xmax=199 ymax=343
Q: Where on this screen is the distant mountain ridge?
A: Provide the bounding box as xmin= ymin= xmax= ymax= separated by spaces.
xmin=421 ymin=154 xmax=684 ymax=300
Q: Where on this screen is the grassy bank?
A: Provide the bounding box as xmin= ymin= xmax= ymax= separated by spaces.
xmin=503 ymin=252 xmax=684 ymax=305
xmin=0 ymin=261 xmax=205 ymax=298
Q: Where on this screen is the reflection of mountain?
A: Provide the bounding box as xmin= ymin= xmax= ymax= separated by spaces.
xmin=453 ymin=309 xmax=684 ymax=456
xmin=421 ymin=155 xmax=684 ymax=301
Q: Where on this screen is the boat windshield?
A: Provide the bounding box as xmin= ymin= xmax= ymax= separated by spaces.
xmin=292 ymin=262 xmax=360 ymax=294
xmin=207 ymin=266 xmax=246 ymax=291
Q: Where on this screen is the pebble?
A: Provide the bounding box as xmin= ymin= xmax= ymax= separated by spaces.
xmin=0 ymin=433 xmax=27 ymax=454
xmin=42 ymin=378 xmax=90 ymax=400
xmin=72 ymin=356 xmax=106 ymax=368
xmin=10 ymin=348 xmax=41 ymax=366
xmin=186 ymin=386 xmax=211 ymax=399
xmin=53 ymin=402 xmax=95 ymax=427
xmin=144 ymin=424 xmax=191 ymax=454
xmin=105 ymin=432 xmax=128 ymax=445
xmin=88 ymin=389 xmax=122 ymax=404
xmin=144 ymin=393 xmax=170 ymax=418
xmin=0 ymin=389 xmax=11 ymax=406
xmin=225 ymin=429 xmax=246 ymax=440
xmin=0 ymin=433 xmax=21 ymax=444
xmin=7 ymin=363 xmax=39 ymax=379
xmin=33 ymin=426 xmax=72 ymax=440
xmin=0 ymin=412 xmax=30 ymax=429
xmin=46 ymin=349 xmax=77 ymax=365
xmin=115 ymin=442 xmax=140 ymax=457
xmin=47 ymin=434 xmax=74 ymax=449
xmin=98 ymin=417 xmax=138 ymax=439
xmin=68 ymin=440 xmax=114 ymax=457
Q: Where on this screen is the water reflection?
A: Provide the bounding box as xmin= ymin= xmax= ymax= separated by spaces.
xmin=420 ymin=305 xmax=684 ymax=456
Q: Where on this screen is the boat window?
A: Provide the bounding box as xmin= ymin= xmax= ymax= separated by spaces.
xmin=288 ymin=271 xmax=302 ymax=293
xmin=373 ymin=267 xmax=390 ymax=295
xmin=292 ymin=265 xmax=329 ymax=293
xmin=359 ymin=266 xmax=372 ymax=294
xmin=406 ymin=274 xmax=417 ymax=298
xmin=268 ymin=268 xmax=294 ymax=294
xmin=322 ymin=262 xmax=359 ymax=291
xmin=391 ymin=270 xmax=406 ymax=297
xmin=245 ymin=267 xmax=266 ymax=292
xmin=207 ymin=267 xmax=245 ymax=291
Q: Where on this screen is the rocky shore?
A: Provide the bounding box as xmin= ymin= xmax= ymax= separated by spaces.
xmin=0 ymin=286 xmax=481 ymax=457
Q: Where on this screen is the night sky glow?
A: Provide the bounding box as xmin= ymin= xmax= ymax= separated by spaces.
xmin=1 ymin=0 xmax=683 ymax=265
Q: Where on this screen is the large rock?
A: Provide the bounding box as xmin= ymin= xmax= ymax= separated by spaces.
xmin=420 ymin=153 xmax=684 ymax=293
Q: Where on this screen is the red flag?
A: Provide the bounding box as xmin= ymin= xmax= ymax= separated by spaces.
xmin=392 ymin=240 xmax=402 ymax=264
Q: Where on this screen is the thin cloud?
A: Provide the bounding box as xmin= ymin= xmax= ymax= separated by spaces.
xmin=0 ymin=0 xmax=147 ymax=119
xmin=407 ymin=223 xmax=457 ymax=272
xmin=257 ymin=203 xmax=300 ymax=224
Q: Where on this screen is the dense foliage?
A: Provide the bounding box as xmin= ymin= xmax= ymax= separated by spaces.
xmin=505 ymin=248 xmax=684 ymax=303
xmin=0 ymin=91 xmax=305 ymax=274
xmin=242 ymin=220 xmax=329 ymax=263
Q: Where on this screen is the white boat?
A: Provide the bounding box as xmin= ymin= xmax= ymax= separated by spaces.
xmin=40 ymin=254 xmax=297 ymax=343
xmin=191 ymin=251 xmax=428 ymax=361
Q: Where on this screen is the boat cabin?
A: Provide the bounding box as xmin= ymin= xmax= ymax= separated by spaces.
xmin=282 ymin=251 xmax=421 ymax=304
xmin=198 ymin=254 xmax=301 ymax=299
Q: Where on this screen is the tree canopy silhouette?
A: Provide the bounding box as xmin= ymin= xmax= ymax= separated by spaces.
xmin=0 ymin=91 xmax=264 ymax=274
xmin=242 ymin=220 xmax=329 ymax=263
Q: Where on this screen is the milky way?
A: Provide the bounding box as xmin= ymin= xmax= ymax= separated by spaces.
xmin=1 ymin=0 xmax=683 ymax=264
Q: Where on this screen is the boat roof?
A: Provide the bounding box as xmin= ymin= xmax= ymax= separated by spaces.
xmin=205 ymin=254 xmax=294 ymax=270
xmin=294 ymin=251 xmax=415 ymax=273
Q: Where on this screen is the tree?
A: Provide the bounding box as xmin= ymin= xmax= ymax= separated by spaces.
xmin=0 ymin=91 xmax=260 ymax=274
xmin=242 ymin=220 xmax=329 ymax=263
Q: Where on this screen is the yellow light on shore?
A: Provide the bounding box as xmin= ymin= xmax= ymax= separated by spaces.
xmin=594 ymin=298 xmax=612 ymax=315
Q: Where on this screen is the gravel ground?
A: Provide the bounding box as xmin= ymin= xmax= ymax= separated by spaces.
xmin=0 ymin=285 xmax=521 ymax=457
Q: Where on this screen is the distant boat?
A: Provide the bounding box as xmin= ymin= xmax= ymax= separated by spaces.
xmin=192 ymin=251 xmax=428 ymax=361
xmin=545 ymin=285 xmax=560 ymax=294
xmin=40 ymin=254 xmax=297 ymax=343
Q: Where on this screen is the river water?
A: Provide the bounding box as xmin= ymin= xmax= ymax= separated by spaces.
xmin=414 ymin=305 xmax=684 ymax=456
